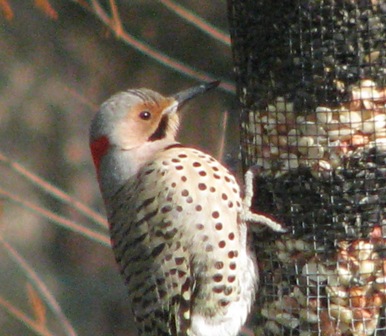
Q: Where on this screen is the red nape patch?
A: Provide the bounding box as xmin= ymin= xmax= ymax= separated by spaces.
xmin=90 ymin=136 xmax=110 ymax=172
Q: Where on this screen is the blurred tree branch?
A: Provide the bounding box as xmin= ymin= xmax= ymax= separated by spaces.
xmin=159 ymin=0 xmax=231 ymax=46
xmin=0 ymin=152 xmax=107 ymax=228
xmin=0 ymin=234 xmax=77 ymax=336
xmin=0 ymin=0 xmax=13 ymax=20
xmin=0 ymin=0 xmax=58 ymax=20
xmin=76 ymin=0 xmax=235 ymax=93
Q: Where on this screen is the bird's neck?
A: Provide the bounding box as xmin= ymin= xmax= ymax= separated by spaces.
xmin=98 ymin=139 xmax=178 ymax=203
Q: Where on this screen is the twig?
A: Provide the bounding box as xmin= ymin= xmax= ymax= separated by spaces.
xmin=0 ymin=0 xmax=13 ymax=20
xmin=0 ymin=152 xmax=107 ymax=229
xmin=0 ymin=295 xmax=54 ymax=336
xmin=159 ymin=0 xmax=231 ymax=46
xmin=217 ymin=110 xmax=228 ymax=161
xmin=108 ymin=0 xmax=123 ymax=37
xmin=34 ymin=0 xmax=58 ymax=20
xmin=0 ymin=188 xmax=110 ymax=246
xmin=0 ymin=234 xmax=78 ymax=336
xmin=77 ymin=0 xmax=235 ymax=93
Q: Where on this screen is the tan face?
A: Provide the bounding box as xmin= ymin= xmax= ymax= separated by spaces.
xmin=110 ymin=98 xmax=177 ymax=150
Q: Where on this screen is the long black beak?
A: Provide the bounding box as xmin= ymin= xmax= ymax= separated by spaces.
xmin=172 ymin=81 xmax=220 ymax=109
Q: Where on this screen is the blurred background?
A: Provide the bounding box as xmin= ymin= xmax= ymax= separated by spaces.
xmin=0 ymin=1 xmax=238 ymax=335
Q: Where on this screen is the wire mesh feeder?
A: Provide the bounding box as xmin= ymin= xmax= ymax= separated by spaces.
xmin=228 ymin=0 xmax=386 ymax=335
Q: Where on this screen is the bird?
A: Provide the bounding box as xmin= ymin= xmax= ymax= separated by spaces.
xmin=89 ymin=81 xmax=284 ymax=336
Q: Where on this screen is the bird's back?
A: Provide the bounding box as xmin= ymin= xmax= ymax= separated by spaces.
xmin=108 ymin=145 xmax=257 ymax=336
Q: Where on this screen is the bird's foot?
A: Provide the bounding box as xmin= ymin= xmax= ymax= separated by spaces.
xmin=241 ymin=165 xmax=287 ymax=233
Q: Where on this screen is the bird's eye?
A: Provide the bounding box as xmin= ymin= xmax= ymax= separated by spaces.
xmin=139 ymin=111 xmax=151 ymax=120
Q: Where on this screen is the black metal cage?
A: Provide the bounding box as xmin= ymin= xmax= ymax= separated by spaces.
xmin=228 ymin=1 xmax=386 ymax=335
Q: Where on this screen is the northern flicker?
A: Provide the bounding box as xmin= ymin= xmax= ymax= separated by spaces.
xmin=89 ymin=81 xmax=284 ymax=336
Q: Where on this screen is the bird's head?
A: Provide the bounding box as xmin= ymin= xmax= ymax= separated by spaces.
xmin=89 ymin=81 xmax=220 ymax=173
